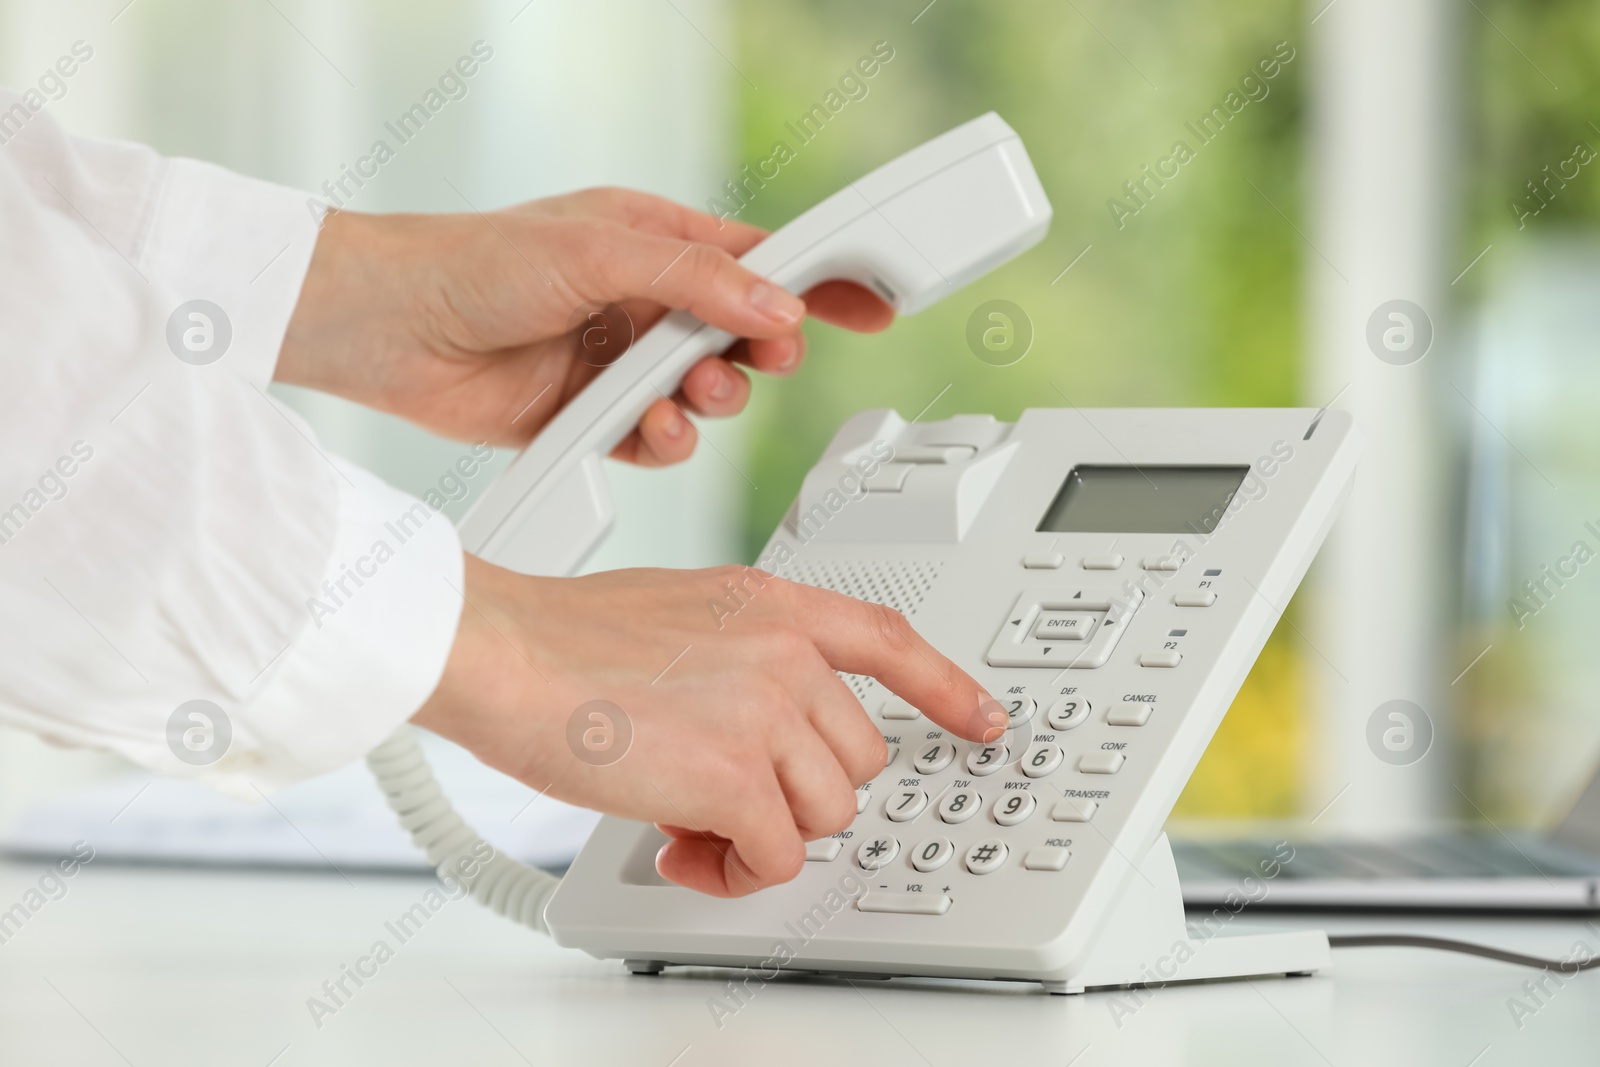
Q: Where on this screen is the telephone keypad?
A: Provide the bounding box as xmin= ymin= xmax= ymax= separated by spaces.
xmin=854 ymin=636 xmax=1150 ymax=889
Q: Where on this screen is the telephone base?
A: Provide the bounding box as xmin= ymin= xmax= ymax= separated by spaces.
xmin=614 ymin=834 xmax=1330 ymax=996
xmin=1044 ymin=833 xmax=1330 ymax=995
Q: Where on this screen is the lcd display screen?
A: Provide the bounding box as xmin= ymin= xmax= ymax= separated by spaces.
xmin=1036 ymin=465 xmax=1251 ymax=534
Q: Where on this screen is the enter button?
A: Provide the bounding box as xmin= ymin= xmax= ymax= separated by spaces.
xmin=1032 ymin=611 xmax=1096 ymax=641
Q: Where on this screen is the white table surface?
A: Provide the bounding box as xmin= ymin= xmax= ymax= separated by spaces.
xmin=1 ymin=860 xmax=1597 ymax=1066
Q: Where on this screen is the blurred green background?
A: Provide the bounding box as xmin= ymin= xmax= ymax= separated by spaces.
xmin=728 ymin=0 xmax=1306 ymax=817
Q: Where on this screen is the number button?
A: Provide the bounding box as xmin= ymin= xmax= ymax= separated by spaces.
xmin=1021 ymin=742 xmax=1063 ymax=778
xmin=964 ymin=838 xmax=1009 ymax=875
xmin=913 ymin=740 xmax=954 ymax=775
xmin=966 ymin=743 xmax=1009 ymax=776
xmin=910 ymin=837 xmax=955 ymax=873
xmin=992 ymin=792 xmax=1036 ymax=826
xmin=857 ymin=835 xmax=900 ymax=870
xmin=885 ymin=790 xmax=929 ymax=823
xmin=1002 ymin=696 xmax=1037 ymax=728
xmin=937 ymin=790 xmax=982 ymax=824
xmin=1047 ymin=697 xmax=1091 ymax=731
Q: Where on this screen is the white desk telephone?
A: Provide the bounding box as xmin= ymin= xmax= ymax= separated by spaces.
xmin=367 ymin=113 xmax=1357 ymax=994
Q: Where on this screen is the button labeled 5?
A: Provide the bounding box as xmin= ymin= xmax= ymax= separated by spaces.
xmin=966 ymin=744 xmax=1009 ymax=776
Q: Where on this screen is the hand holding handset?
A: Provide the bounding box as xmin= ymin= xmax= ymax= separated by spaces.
xmin=457 ymin=112 xmax=1052 ymax=576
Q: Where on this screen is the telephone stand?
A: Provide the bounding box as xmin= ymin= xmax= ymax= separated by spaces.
xmin=1042 ymin=833 xmax=1330 ymax=995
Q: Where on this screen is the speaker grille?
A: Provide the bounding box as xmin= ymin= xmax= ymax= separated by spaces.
xmin=782 ymin=558 xmax=943 ymax=700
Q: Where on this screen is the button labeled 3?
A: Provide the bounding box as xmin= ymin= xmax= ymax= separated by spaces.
xmin=1046 ymin=697 xmax=1091 ymax=731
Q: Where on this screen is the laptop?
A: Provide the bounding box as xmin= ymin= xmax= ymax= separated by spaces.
xmin=1173 ymin=765 xmax=1600 ymax=911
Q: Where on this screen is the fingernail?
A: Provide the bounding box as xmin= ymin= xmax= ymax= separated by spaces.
xmin=706 ymin=365 xmax=733 ymax=401
xmin=776 ymin=336 xmax=803 ymax=374
xmin=662 ymin=409 xmax=687 ymax=439
xmin=749 ymin=281 xmax=805 ymax=326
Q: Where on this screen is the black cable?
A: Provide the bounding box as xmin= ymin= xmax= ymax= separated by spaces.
xmin=1329 ymin=934 xmax=1600 ymax=972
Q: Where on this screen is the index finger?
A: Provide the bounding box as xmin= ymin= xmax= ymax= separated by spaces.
xmin=557 ymin=187 xmax=771 ymax=258
xmin=780 ymin=582 xmax=1001 ymax=743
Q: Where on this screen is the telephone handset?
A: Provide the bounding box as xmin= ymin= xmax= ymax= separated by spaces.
xmin=456 ymin=111 xmax=1052 ymax=576
xmin=367 ymin=115 xmax=1358 ymax=996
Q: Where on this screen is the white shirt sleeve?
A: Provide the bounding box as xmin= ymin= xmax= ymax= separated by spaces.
xmin=0 ymin=88 xmax=465 ymax=801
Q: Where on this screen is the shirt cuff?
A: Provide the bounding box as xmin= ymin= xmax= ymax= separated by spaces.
xmin=196 ymin=458 xmax=466 ymax=800
xmin=139 ymin=155 xmax=323 ymax=388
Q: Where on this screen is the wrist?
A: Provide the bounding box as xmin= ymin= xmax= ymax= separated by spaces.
xmin=411 ymin=556 xmax=553 ymax=780
xmin=276 ymin=209 xmax=412 ymax=402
